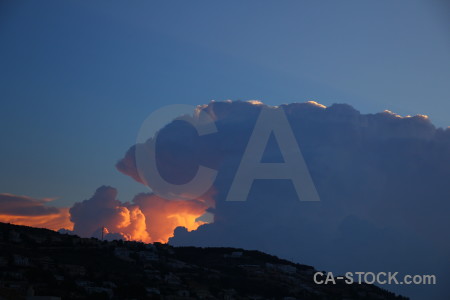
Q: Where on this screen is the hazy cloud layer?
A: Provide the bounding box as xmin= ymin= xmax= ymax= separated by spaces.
xmin=0 ymin=193 xmax=60 ymax=216
xmin=0 ymin=193 xmax=72 ymax=230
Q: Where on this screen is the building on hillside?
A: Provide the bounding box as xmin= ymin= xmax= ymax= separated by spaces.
xmin=13 ymin=255 xmax=29 ymax=267
xmin=138 ymin=250 xmax=158 ymax=262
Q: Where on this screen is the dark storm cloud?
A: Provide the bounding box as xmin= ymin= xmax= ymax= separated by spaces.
xmin=117 ymin=100 xmax=450 ymax=298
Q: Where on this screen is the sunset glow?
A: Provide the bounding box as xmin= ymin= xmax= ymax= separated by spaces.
xmin=0 ymin=208 xmax=73 ymax=231
xmin=0 ymin=188 xmax=211 ymax=244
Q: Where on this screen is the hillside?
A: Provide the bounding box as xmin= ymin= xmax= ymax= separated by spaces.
xmin=0 ymin=222 xmax=407 ymax=300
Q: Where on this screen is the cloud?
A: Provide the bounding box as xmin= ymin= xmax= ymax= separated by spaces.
xmin=68 ymin=186 xmax=210 ymax=243
xmin=69 ymin=186 xmax=151 ymax=243
xmin=0 ymin=193 xmax=60 ymax=216
xmin=117 ymin=100 xmax=450 ymax=299
xmin=0 ymin=193 xmax=73 ymax=230
xmin=2 ymin=100 xmax=449 ymax=299
xmin=132 ymin=192 xmax=210 ymax=243
xmin=0 ymin=187 xmax=210 ymax=244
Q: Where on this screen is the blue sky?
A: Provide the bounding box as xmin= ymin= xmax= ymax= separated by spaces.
xmin=1 ymin=0 xmax=449 ymax=207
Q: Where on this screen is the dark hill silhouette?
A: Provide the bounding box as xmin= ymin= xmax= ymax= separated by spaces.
xmin=0 ymin=222 xmax=407 ymax=300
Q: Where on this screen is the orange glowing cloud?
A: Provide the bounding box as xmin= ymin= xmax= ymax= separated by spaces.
xmin=0 ymin=193 xmax=73 ymax=231
xmin=103 ymin=205 xmax=152 ymax=243
xmin=0 ymin=188 xmax=212 ymax=243
xmin=68 ymin=186 xmax=213 ymax=243
xmin=133 ymin=192 xmax=211 ymax=243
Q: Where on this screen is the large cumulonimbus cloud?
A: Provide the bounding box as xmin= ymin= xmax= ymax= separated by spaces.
xmin=117 ymin=100 xmax=450 ymax=299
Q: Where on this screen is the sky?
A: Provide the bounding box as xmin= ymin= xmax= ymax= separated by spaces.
xmin=1 ymin=1 xmax=450 ymax=298
xmin=1 ymin=0 xmax=449 ymax=207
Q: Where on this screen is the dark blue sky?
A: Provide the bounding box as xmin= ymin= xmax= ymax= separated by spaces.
xmin=1 ymin=0 xmax=449 ymax=207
